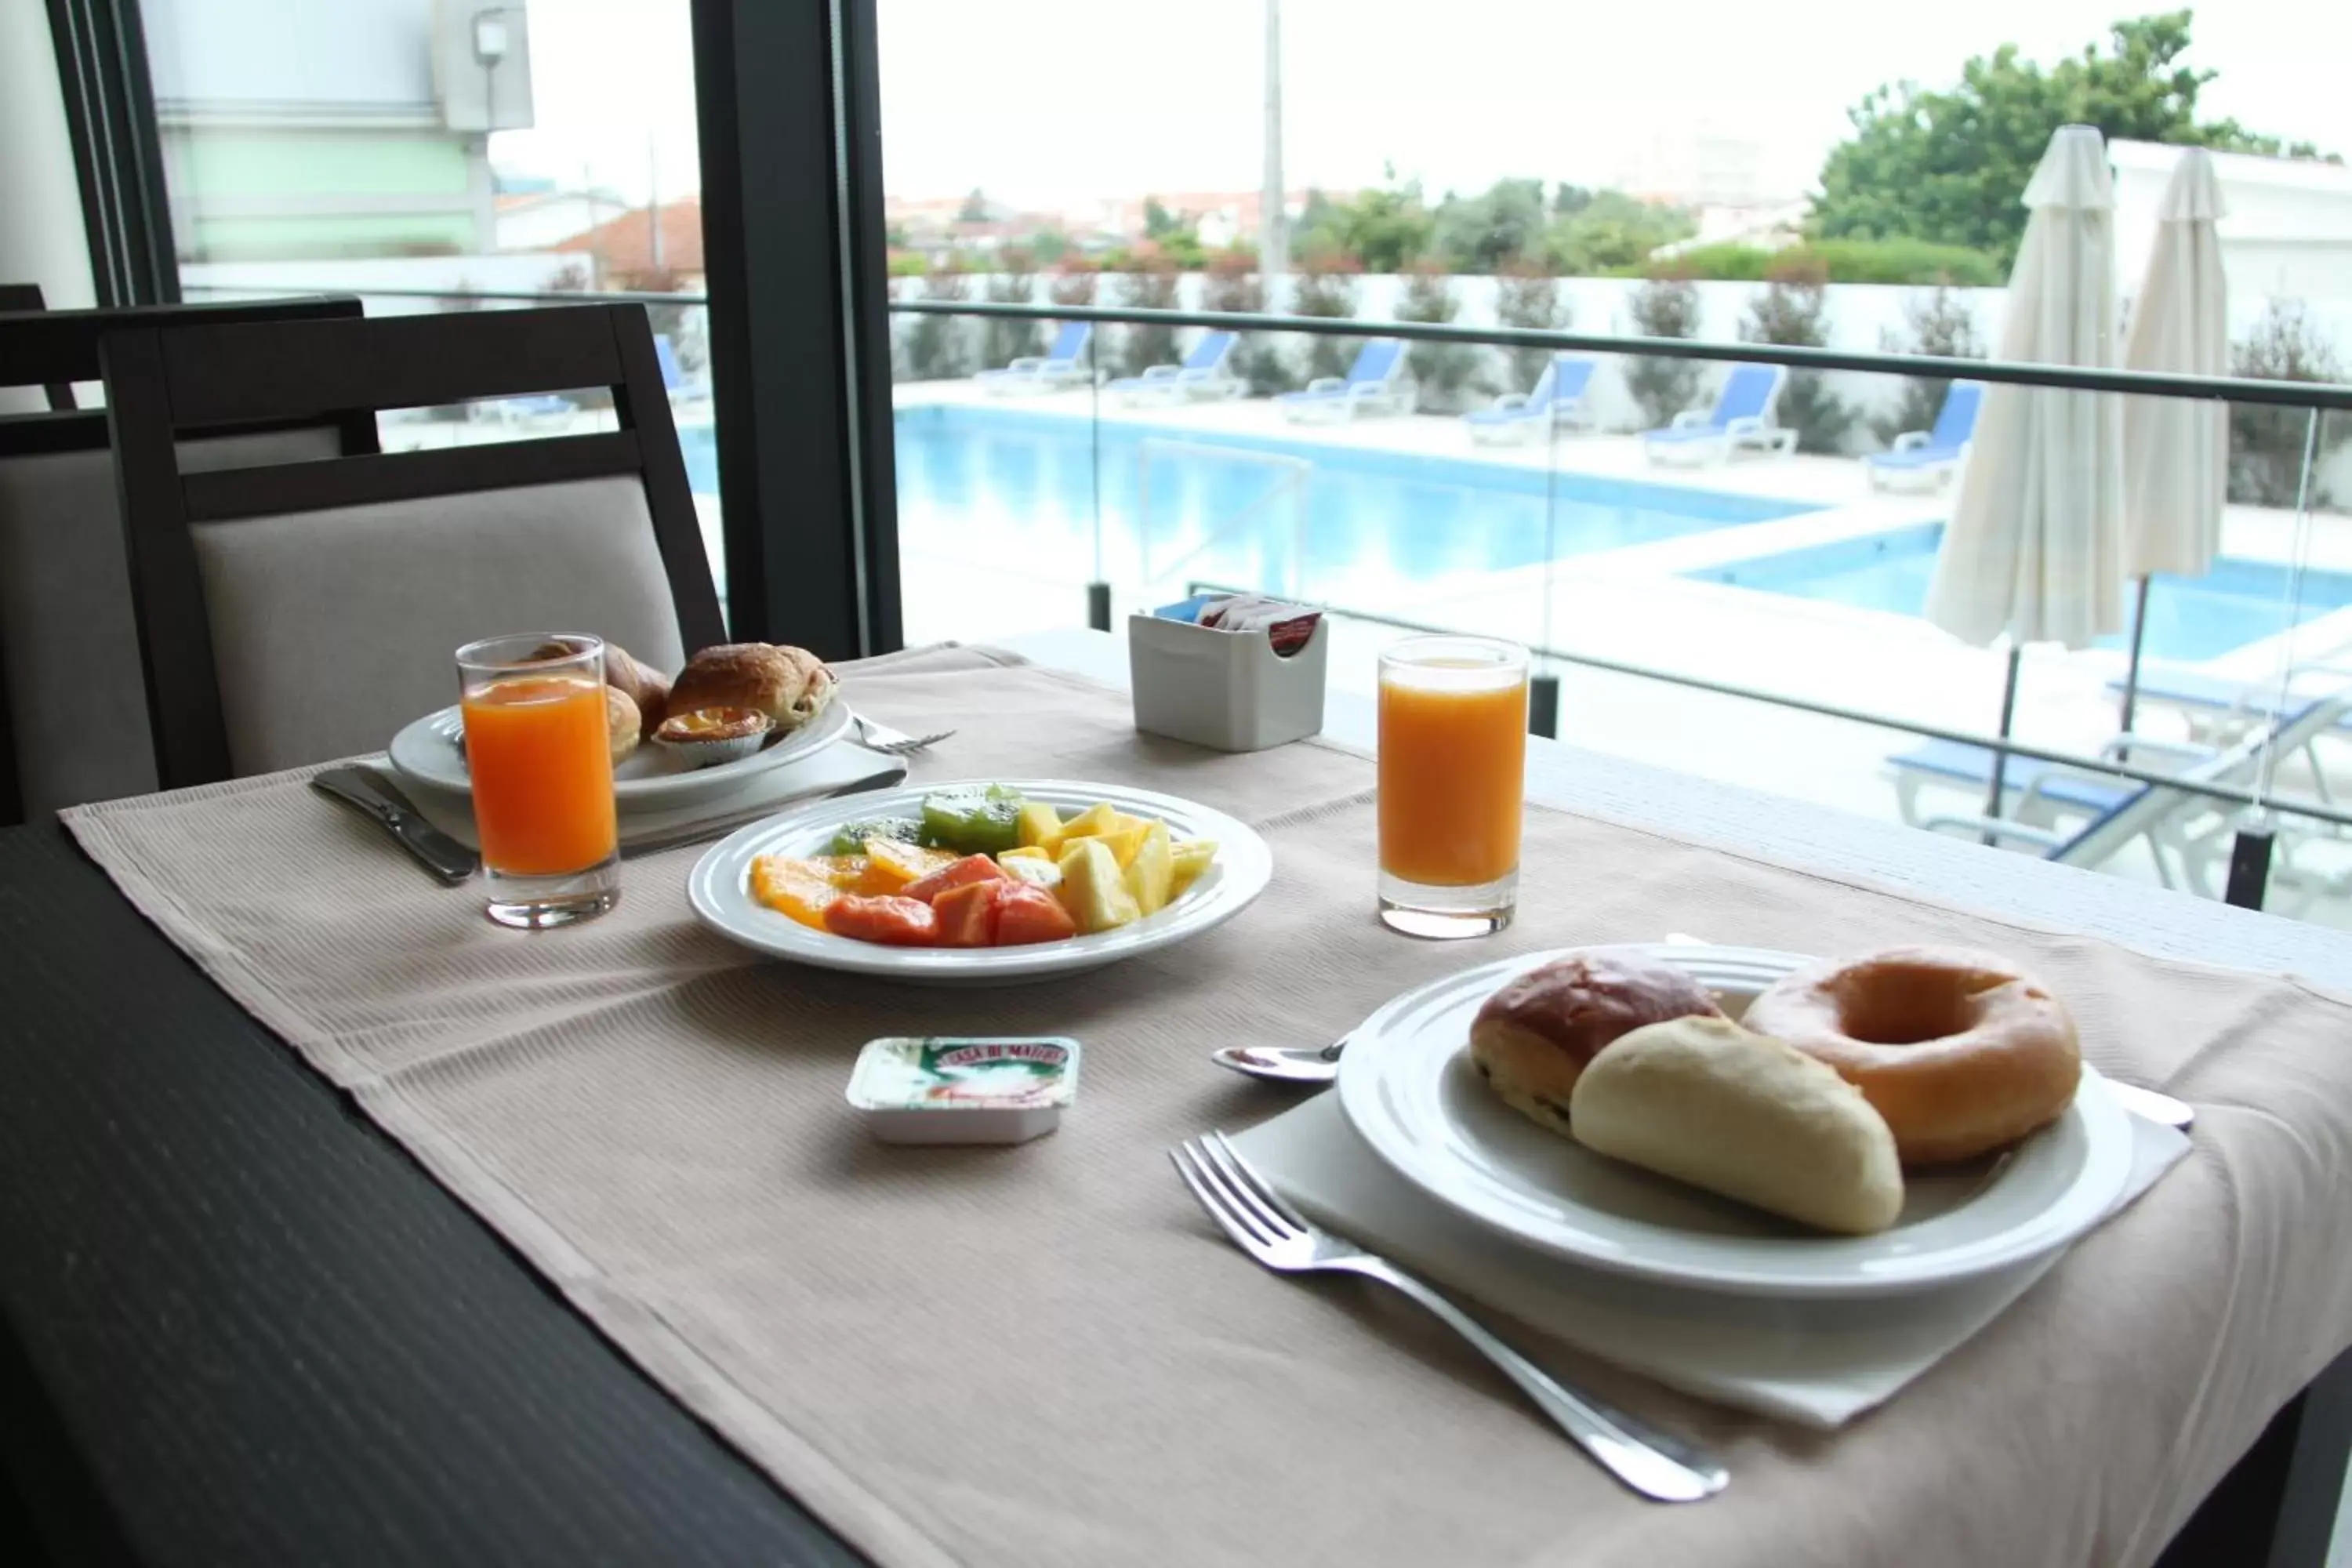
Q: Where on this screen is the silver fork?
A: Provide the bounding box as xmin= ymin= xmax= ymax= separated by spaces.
xmin=851 ymin=713 xmax=956 ymax=756
xmin=1170 ymin=1132 xmax=1728 ymax=1503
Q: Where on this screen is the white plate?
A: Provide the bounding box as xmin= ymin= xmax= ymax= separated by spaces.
xmin=388 ymin=699 xmax=851 ymax=814
xmin=1338 ymin=943 xmax=2136 ymax=1298
xmin=685 ymin=779 xmax=1273 ymax=983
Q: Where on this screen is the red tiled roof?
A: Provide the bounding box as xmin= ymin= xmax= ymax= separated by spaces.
xmin=554 ymin=198 xmax=703 ymax=278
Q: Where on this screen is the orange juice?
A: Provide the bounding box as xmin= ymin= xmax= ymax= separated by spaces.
xmin=1378 ymin=655 xmax=1527 ymax=887
xmin=462 ymin=673 xmax=618 ymax=875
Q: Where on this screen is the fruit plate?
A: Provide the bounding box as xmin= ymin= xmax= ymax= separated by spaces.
xmin=685 ymin=779 xmax=1273 ymax=984
xmin=1338 ymin=943 xmax=2136 ymax=1299
xmin=388 ymin=699 xmax=851 ymax=815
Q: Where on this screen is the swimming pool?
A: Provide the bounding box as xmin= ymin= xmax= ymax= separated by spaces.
xmin=1686 ymin=522 xmax=2352 ymax=662
xmin=855 ymin=405 xmax=1819 ymax=600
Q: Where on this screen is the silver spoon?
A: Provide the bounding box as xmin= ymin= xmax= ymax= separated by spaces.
xmin=1210 ymin=1036 xmax=1348 ymax=1084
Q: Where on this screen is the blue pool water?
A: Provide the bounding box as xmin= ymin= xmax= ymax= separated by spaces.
xmin=1686 ymin=522 xmax=2352 ymax=662
xmin=871 ymin=405 xmax=1817 ymax=597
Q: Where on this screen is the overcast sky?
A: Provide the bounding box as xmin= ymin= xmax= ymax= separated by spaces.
xmin=494 ymin=1 xmax=2352 ymax=208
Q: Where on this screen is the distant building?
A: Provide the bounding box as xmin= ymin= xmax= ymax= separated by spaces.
xmin=496 ymin=189 xmax=626 ymax=252
xmin=143 ymin=0 xmax=535 ymax=263
xmin=2109 ymin=140 xmax=2352 ymax=306
xmin=554 ymin=199 xmax=704 ymax=289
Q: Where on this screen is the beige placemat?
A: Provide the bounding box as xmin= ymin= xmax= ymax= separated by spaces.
xmin=63 ymin=644 xmax=2352 ymax=1568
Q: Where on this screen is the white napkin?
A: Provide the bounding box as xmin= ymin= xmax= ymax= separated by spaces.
xmin=359 ymin=743 xmax=909 ymax=855
xmin=1229 ymin=1093 xmax=2189 ymax=1428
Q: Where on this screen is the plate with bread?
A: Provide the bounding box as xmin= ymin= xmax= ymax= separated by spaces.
xmin=1338 ymin=942 xmax=2135 ymax=1298
xmin=390 ymin=641 xmax=850 ymax=812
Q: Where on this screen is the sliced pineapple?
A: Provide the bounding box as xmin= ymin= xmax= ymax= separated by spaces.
xmin=1054 ymin=837 xmax=1140 ymax=934
xmin=1054 ymin=802 xmax=1120 ymax=845
xmin=1015 ymin=800 xmax=1066 ymax=853
xmin=1169 ymin=839 xmax=1218 ymax=897
xmin=1097 ymin=822 xmax=1152 ymax=869
xmin=1123 ymin=821 xmax=1174 ymax=916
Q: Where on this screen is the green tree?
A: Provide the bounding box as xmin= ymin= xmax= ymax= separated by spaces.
xmin=903 ymin=263 xmax=971 ymax=381
xmin=1548 ymin=190 xmax=1697 ymax=274
xmin=1144 ymin=197 xmax=1181 ymax=239
xmin=1290 ymin=172 xmax=1434 ymax=273
xmin=1624 ymin=270 xmax=1703 ymax=428
xmin=1113 ymin=248 xmax=1181 ymax=376
xmin=1047 ymin=260 xmax=1099 ymax=308
xmin=981 ymin=247 xmax=1040 ymax=368
xmin=1813 ymin=11 xmax=2329 ymax=270
xmin=1396 ymin=262 xmax=1484 ymax=413
xmin=2229 ymin=301 xmax=2348 ymax=510
xmin=1290 ymin=251 xmax=1363 ymax=383
xmin=1738 ymin=256 xmax=1852 ymax=453
xmin=1200 ymin=247 xmax=1296 ymax=394
xmin=957 ymin=187 xmax=990 ymax=223
xmin=1025 ymin=228 xmax=1069 ymax=264
xmin=1875 ymin=287 xmax=1985 ymax=444
xmin=1433 ymin=178 xmax=1551 ymax=272
xmin=1493 ymin=263 xmax=1569 ymax=394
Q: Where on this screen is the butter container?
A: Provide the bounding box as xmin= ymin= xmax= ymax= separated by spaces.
xmin=847 ymin=1036 xmax=1080 ymax=1145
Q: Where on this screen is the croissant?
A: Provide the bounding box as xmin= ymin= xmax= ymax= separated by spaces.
xmin=667 ymin=644 xmax=837 ymax=735
xmin=604 ymin=686 xmax=642 ymax=765
xmin=603 ymin=643 xmax=671 ymax=740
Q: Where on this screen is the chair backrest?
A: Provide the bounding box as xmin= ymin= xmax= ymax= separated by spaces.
xmin=103 ymin=303 xmax=725 ymax=787
xmin=1548 ymin=355 xmax=1598 ymax=405
xmin=2056 ymin=691 xmax=2351 ymax=867
xmin=0 ymin=284 xmax=74 ymax=412
xmin=1185 ymin=330 xmax=1236 ymax=371
xmin=1932 ymin=381 xmax=1984 ymax=448
xmin=1712 ymin=363 xmax=1784 ymax=425
xmin=0 ymin=294 xmax=368 ymax=822
xmin=1349 ymin=339 xmax=1403 ymax=386
xmin=1044 ymin=321 xmax=1091 ymax=363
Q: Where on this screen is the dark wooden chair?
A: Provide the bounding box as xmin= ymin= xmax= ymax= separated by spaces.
xmin=0 ymin=294 xmax=368 ymax=824
xmin=0 ymin=285 xmax=73 ymax=411
xmin=102 ymin=303 xmax=725 ymax=788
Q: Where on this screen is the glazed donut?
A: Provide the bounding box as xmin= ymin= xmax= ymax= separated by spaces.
xmin=1470 ymin=949 xmax=1723 ymax=1135
xmin=1742 ymin=946 xmax=2081 ymax=1166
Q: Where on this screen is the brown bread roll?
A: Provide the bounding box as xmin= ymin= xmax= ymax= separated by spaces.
xmin=1470 ymin=950 xmax=1722 ymax=1134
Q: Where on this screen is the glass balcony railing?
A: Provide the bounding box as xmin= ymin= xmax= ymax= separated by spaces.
xmin=890 ymin=297 xmax=2352 ymax=929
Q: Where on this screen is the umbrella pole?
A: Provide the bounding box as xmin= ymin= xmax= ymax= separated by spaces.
xmin=1983 ymin=644 xmax=2023 ymax=847
xmin=2118 ymin=574 xmax=2153 ymax=739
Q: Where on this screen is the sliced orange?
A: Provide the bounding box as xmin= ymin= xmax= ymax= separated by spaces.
xmin=751 ymin=855 xmax=866 ymax=929
xmin=860 ymin=837 xmax=957 ymax=892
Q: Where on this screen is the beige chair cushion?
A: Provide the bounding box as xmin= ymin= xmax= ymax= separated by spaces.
xmin=191 ymin=474 xmax=688 ymax=776
xmin=0 ymin=426 xmax=339 ymax=815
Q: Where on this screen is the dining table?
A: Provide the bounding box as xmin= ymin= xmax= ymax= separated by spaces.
xmin=3 ymin=624 xmax=2351 ymax=1568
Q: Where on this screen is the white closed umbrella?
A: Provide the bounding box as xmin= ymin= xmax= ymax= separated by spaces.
xmin=1925 ymin=125 xmax=2127 ymax=817
xmin=2118 ymin=147 xmax=2229 ymax=731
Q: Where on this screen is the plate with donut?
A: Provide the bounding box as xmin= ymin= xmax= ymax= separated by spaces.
xmin=1337 ymin=942 xmax=2136 ymax=1298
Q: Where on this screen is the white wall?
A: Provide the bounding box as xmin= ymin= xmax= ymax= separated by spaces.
xmin=0 ymin=0 xmax=96 ymax=410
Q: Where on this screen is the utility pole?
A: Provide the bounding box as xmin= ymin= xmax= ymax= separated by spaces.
xmin=647 ymin=134 xmax=665 ymax=274
xmin=1261 ymin=0 xmax=1286 ymax=285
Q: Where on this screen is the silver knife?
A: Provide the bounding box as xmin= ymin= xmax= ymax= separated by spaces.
xmin=312 ymin=767 xmax=480 ymax=884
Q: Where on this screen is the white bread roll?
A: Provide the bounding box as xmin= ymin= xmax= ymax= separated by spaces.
xmin=1568 ymin=1015 xmax=1904 ymax=1236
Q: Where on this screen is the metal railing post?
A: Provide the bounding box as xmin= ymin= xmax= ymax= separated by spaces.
xmin=2227 ymin=828 xmax=2275 ymax=911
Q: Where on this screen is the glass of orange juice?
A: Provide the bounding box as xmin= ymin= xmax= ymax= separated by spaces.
xmin=1377 ymin=635 xmax=1528 ymax=938
xmin=456 ymin=633 xmax=621 ymax=929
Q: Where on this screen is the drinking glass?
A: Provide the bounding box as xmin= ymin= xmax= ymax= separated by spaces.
xmin=456 ymin=633 xmax=621 ymax=929
xmin=1377 ymin=635 xmax=1529 ymax=938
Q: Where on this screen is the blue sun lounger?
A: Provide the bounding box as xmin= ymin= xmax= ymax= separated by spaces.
xmin=1464 ymin=354 xmax=1597 ymax=443
xmin=1866 ymin=381 xmax=1982 ymax=490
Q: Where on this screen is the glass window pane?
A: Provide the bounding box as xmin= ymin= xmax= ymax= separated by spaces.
xmin=138 ymin=0 xmax=721 ymax=597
